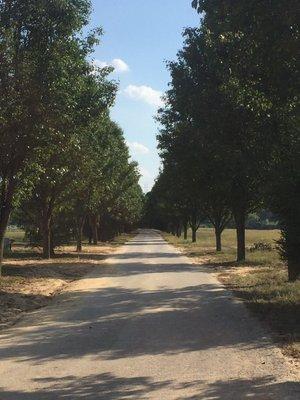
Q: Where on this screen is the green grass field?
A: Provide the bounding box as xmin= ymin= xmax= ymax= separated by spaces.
xmin=5 ymin=228 xmax=25 ymax=243
xmin=164 ymin=227 xmax=281 ymax=264
xmin=164 ymin=228 xmax=300 ymax=357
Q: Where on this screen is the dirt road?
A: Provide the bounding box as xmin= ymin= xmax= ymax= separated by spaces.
xmin=0 ymin=230 xmax=298 ymax=399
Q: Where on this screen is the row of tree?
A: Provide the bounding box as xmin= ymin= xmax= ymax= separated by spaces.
xmin=0 ymin=0 xmax=143 ymax=270
xmin=144 ymin=0 xmax=299 ymax=281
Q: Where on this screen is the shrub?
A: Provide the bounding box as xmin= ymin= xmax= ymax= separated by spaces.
xmin=249 ymin=241 xmax=273 ymax=252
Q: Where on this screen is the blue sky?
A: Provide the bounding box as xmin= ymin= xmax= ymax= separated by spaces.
xmin=89 ymin=0 xmax=200 ymax=192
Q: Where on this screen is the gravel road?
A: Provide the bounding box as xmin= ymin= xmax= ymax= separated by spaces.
xmin=0 ymin=229 xmax=298 ymax=399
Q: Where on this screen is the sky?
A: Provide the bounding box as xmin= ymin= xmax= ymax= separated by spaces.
xmin=89 ymin=0 xmax=200 ymax=192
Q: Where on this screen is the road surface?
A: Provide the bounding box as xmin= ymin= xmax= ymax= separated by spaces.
xmin=0 ymin=230 xmax=299 ymax=399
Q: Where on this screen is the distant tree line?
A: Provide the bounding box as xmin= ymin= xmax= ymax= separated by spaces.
xmin=0 ymin=0 xmax=143 ymax=271
xmin=143 ymin=0 xmax=299 ymax=281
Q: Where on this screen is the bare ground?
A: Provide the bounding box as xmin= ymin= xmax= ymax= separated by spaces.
xmin=0 ymin=240 xmax=129 ymax=330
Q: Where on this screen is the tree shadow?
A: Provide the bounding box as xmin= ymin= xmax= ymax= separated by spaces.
xmin=0 ymin=231 xmax=298 ymax=399
xmin=0 ymin=278 xmax=274 ymax=364
xmin=178 ymin=376 xmax=300 ymax=400
xmin=0 ymin=374 xmax=298 ymax=399
xmin=2 ymin=260 xmax=98 ymax=280
xmin=125 ymin=239 xmax=168 ymax=245
xmin=2 ymin=256 xmax=197 ymax=281
xmin=0 ymin=372 xmax=172 ymax=399
xmin=109 ymin=252 xmax=183 ymax=259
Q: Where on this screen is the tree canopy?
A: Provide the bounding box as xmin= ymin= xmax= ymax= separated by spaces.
xmin=0 ymin=0 xmax=143 ymax=269
xmin=145 ymin=0 xmax=299 ymax=280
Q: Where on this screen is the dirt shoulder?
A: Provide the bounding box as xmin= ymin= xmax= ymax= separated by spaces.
xmin=202 ymin=259 xmax=299 ymax=362
xmin=0 ymin=236 xmax=132 ymax=330
xmin=216 ymin=264 xmax=300 ymax=360
xmin=163 ymin=232 xmax=300 ymax=363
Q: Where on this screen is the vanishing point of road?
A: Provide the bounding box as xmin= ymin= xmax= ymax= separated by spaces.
xmin=0 ymin=230 xmax=299 ymax=399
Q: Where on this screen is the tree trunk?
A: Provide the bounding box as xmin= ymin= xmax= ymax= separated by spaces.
xmin=91 ymin=215 xmax=98 ymax=245
xmin=50 ymin=236 xmax=55 ymax=258
xmin=41 ymin=215 xmax=51 ymax=259
xmin=0 ymin=231 xmax=4 ymax=267
xmin=0 ymin=214 xmax=10 ymax=276
xmin=183 ymin=223 xmax=188 ymax=240
xmin=77 ymin=235 xmax=82 ymax=252
xmin=280 ymin=221 xmax=300 ymax=281
xmin=234 ymin=211 xmax=246 ymax=262
xmin=191 ymin=227 xmax=197 ymax=243
xmin=215 ymin=227 xmax=222 ymax=252
xmin=0 ymin=179 xmax=15 ymax=276
xmin=40 ymin=194 xmax=55 ymax=260
xmin=76 ymin=216 xmax=85 ymax=252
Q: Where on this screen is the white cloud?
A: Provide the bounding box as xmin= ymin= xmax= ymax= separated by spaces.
xmin=127 ymin=141 xmax=150 ymax=156
xmin=138 ymin=166 xmax=155 ymax=193
xmin=124 ymin=84 xmax=163 ymax=107
xmin=92 ymin=58 xmax=129 ymax=73
xmin=111 ymin=58 xmax=130 ymax=73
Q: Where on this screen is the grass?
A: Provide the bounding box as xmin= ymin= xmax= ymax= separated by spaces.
xmin=164 ymin=228 xmax=300 ymax=358
xmin=5 ymin=228 xmax=25 ymax=243
xmin=164 ymin=228 xmax=281 ymax=264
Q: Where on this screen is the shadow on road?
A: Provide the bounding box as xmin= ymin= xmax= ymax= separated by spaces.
xmin=0 ymin=373 xmax=298 ymax=399
xmin=0 ymin=275 xmax=276 ymax=363
xmin=0 ymin=232 xmax=298 ymax=399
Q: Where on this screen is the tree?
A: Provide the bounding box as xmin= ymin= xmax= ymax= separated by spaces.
xmin=157 ymin=27 xmax=244 ymax=250
xmin=70 ymin=115 xmax=142 ymax=248
xmin=0 ymin=0 xmax=92 ymax=269
xmin=192 ymin=0 xmax=299 ymax=279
